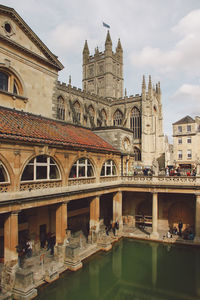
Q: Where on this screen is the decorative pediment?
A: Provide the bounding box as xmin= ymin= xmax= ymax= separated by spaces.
xmin=0 ymin=4 xmax=63 ymax=70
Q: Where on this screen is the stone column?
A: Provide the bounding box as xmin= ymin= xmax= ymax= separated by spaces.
xmin=56 ymin=202 xmax=68 ymax=245
xmin=150 ymin=192 xmax=159 ymax=239
xmin=90 ymin=196 xmax=100 ymax=233
xmin=4 ymin=211 xmax=19 ymax=264
xmin=113 ymin=191 xmax=123 ymax=230
xmin=194 ymin=193 xmax=200 ymax=243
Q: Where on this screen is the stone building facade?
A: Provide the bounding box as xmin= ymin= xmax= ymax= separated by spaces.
xmin=173 ymin=115 xmax=200 ymax=171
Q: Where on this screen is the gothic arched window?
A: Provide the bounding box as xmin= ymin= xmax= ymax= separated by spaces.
xmin=73 ymin=101 xmax=81 ymax=122
xmin=21 ymin=155 xmax=60 ymax=181
xmin=100 ymin=160 xmax=117 ymax=176
xmin=130 ymin=107 xmax=141 ymax=139
xmin=69 ymin=158 xmax=94 ymax=178
xmin=134 ymin=147 xmax=141 ymax=161
xmin=113 ymin=109 xmax=123 ymax=126
xmin=57 ymin=96 xmax=65 ymax=120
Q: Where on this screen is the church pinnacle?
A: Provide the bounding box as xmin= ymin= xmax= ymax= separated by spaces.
xmin=116 ymin=38 xmax=123 ymax=52
xmin=105 ymin=30 xmax=112 ymax=47
xmin=83 ymin=40 xmax=89 ymax=54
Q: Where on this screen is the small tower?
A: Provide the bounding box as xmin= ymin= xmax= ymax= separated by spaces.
xmin=142 ymin=75 xmax=146 ymax=101
xmin=148 ymin=75 xmax=152 ymax=98
xmin=82 ymin=31 xmax=123 ymax=99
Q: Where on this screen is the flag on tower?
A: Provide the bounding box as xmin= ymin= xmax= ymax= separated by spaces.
xmin=103 ymin=22 xmax=110 ymax=29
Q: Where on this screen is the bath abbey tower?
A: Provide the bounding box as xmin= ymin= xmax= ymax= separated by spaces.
xmin=55 ymin=31 xmax=165 ymax=169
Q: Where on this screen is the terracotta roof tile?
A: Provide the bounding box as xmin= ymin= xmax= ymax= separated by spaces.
xmin=0 ymin=106 xmax=118 ymax=153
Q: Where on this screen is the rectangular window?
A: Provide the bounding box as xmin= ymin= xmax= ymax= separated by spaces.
xmin=178 ymin=126 xmax=182 ymax=133
xmin=187 ymin=150 xmax=192 ymax=159
xmin=187 ymin=125 xmax=191 ymax=132
xmin=178 ymin=138 xmax=182 ymax=144
xmin=178 ymin=150 xmax=182 ymax=160
xmin=187 ymin=137 xmax=191 ymax=143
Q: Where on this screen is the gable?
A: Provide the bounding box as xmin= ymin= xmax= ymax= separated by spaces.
xmin=0 ymin=5 xmax=63 ymax=70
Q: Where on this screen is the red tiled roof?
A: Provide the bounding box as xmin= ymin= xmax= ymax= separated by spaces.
xmin=0 ymin=106 xmax=118 ymax=153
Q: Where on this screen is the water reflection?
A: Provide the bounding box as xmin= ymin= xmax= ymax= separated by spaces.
xmin=36 ymin=239 xmax=200 ymax=300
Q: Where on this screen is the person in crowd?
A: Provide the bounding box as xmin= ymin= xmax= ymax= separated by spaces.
xmin=192 ymin=168 xmax=196 ymax=176
xmin=167 ymin=230 xmax=172 ymax=238
xmin=26 ymin=239 xmax=33 ymax=258
xmin=172 ymin=227 xmax=178 ymax=235
xmin=105 ymin=226 xmax=109 ymax=236
xmin=187 ymin=170 xmax=191 ymax=176
xmin=178 ymin=220 xmax=183 ymax=236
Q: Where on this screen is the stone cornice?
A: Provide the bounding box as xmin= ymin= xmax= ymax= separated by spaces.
xmin=0 ymin=34 xmax=62 ymax=70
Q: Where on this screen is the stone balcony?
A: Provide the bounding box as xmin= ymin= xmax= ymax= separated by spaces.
xmin=0 ymin=175 xmax=199 ymax=206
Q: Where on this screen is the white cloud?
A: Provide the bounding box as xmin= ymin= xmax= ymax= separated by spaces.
xmin=173 ymin=84 xmax=200 ymax=98
xmin=130 ymin=9 xmax=200 ymax=75
xmin=172 ymin=9 xmax=200 ymax=36
xmin=47 ymin=24 xmax=88 ymax=53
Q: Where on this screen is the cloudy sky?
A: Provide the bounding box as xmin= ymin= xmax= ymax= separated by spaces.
xmin=2 ymin=0 xmax=200 ymax=139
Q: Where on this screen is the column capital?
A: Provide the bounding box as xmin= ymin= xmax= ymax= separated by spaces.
xmin=151 ymin=190 xmax=158 ymax=195
xmin=11 ymin=210 xmax=21 ymax=215
xmin=62 ymin=200 xmax=70 ymax=205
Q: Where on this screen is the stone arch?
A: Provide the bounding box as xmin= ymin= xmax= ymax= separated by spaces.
xmin=130 ymin=106 xmax=141 ymax=139
xmin=0 ymin=154 xmax=12 ymax=184
xmin=168 ymin=201 xmax=194 ymax=232
xmin=73 ymin=100 xmax=82 ymax=123
xmin=113 ymin=109 xmax=123 ymax=126
xmin=20 ymin=154 xmax=62 ymax=182
xmin=100 ymin=159 xmax=118 ymax=177
xmin=134 ymin=147 xmax=141 ymax=161
xmin=0 ymin=66 xmax=25 ymax=96
xmin=68 ymin=156 xmax=96 ymax=179
xmin=57 ymin=95 xmax=65 ymax=120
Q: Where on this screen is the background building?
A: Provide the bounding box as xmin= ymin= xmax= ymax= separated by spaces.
xmin=173 ymin=115 xmax=200 ymax=172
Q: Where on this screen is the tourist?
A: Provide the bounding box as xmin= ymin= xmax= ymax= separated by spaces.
xmin=105 ymin=226 xmax=109 ymax=236
xmin=187 ymin=170 xmax=191 ymax=176
xmin=115 ymin=220 xmax=119 ymax=230
xmin=166 ymin=167 xmax=169 ymax=176
xmin=172 ymin=227 xmax=178 ymax=235
xmin=178 ymin=220 xmax=183 ymax=236
xmin=26 ymin=239 xmax=33 ymax=258
xmin=192 ymin=169 xmax=196 ymax=176
xmin=16 ymin=245 xmax=25 ymax=268
xmin=49 ymin=233 xmax=56 ymax=255
xmin=167 ymin=230 xmax=172 ymax=238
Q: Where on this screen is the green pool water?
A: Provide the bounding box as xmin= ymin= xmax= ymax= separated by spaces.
xmin=36 ymin=239 xmax=200 ymax=300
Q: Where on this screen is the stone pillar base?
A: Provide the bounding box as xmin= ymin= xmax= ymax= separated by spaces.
xmin=65 ymin=259 xmax=83 ymax=271
xmin=194 ymin=236 xmax=200 ymax=244
xmin=65 ymin=244 xmax=83 ymax=271
xmin=12 ymin=269 xmax=37 ymax=300
xmin=150 ymin=232 xmax=159 ymax=239
xmin=97 ymin=236 xmax=112 ymax=252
